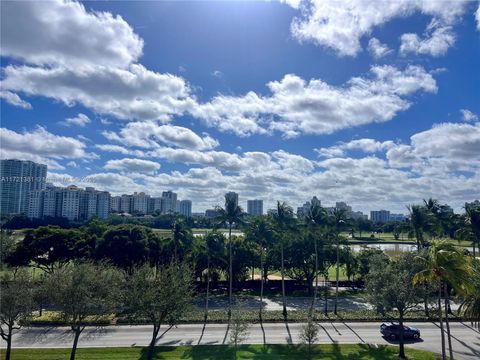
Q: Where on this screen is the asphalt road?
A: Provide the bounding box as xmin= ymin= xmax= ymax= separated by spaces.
xmin=4 ymin=321 xmax=480 ymax=359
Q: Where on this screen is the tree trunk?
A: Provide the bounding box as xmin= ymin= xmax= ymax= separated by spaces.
xmin=424 ymin=283 xmax=430 ymax=318
xmin=260 ymin=249 xmax=264 ymax=320
xmin=228 ymin=223 xmax=233 ymax=318
xmin=398 ymin=313 xmax=406 ymax=359
xmin=70 ymin=327 xmax=81 ymax=360
xmin=334 ymin=235 xmax=340 ymax=314
xmin=310 ymin=239 xmax=318 ymax=318
xmin=324 ymin=271 xmax=328 ymax=315
xmin=444 ymin=283 xmax=454 ymax=360
xmin=5 ymin=329 xmax=12 ymax=360
xmin=204 ymin=257 xmax=210 ymax=322
xmin=281 ymin=242 xmax=287 ymax=318
xmin=472 ymin=241 xmax=476 ymax=258
xmin=147 ymin=323 xmax=161 ymax=360
xmin=438 ymin=283 xmax=447 ymax=360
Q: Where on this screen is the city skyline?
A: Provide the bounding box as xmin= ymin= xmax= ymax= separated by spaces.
xmin=1 ymin=1 xmax=479 ymax=215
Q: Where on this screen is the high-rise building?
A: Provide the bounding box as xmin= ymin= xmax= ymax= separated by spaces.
xmin=110 ymin=196 xmax=121 ymax=212
xmin=59 ymin=185 xmax=82 ymax=220
xmin=297 ymin=196 xmax=321 ymax=219
xmin=132 ymin=192 xmax=150 ymax=214
xmin=96 ymin=191 xmax=111 ymax=219
xmin=1 ymin=159 xmax=47 ymax=215
xmin=336 ymin=201 xmax=352 ymax=212
xmin=120 ymin=195 xmax=133 ymax=213
xmin=27 ymin=185 xmax=111 ymax=220
xmin=389 ymin=213 xmax=406 ymax=222
xmin=247 ymin=199 xmax=263 ymax=216
xmin=179 ymin=200 xmax=192 ymax=217
xmin=225 ymin=192 xmax=239 ymax=207
xmin=161 ymin=191 xmax=177 ymax=214
xmin=370 ymin=210 xmax=390 ymax=223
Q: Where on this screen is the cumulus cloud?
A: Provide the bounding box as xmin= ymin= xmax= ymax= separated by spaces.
xmin=368 ymin=38 xmax=393 ymax=59
xmin=0 ymin=91 xmax=32 ymax=109
xmin=1 ymin=64 xmax=194 ymax=122
xmin=104 ymin=158 xmax=161 ymax=174
xmin=60 ymin=113 xmax=91 ymax=127
xmin=289 ymin=0 xmax=467 ymax=56
xmin=0 ymin=0 xmax=143 ymax=68
xmin=400 ymin=22 xmax=456 ymax=57
xmin=193 ymin=65 xmax=437 ymax=137
xmin=387 ymin=122 xmax=480 ymax=173
xmin=102 ymin=121 xmax=219 ymax=150
xmin=0 ymin=126 xmax=90 ymax=159
xmin=460 ymin=109 xmax=479 ymax=122
xmin=316 ymin=139 xmax=395 ymax=158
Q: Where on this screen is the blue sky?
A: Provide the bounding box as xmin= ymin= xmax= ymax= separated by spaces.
xmin=1 ymin=0 xmax=479 ymax=213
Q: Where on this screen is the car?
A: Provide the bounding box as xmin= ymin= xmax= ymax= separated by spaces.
xmin=380 ymin=322 xmax=421 ymax=340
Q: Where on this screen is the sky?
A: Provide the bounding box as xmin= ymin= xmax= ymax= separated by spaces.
xmin=1 ymin=0 xmax=479 ymax=214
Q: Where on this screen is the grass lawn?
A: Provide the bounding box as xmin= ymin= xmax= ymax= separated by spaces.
xmin=3 ymin=344 xmax=437 ymax=360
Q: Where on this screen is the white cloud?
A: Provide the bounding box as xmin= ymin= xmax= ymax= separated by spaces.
xmin=289 ymin=0 xmax=467 ymax=56
xmin=1 ymin=64 xmax=194 ymax=122
xmin=212 ymin=70 xmax=224 ymax=78
xmin=0 ymin=91 xmax=32 ymax=109
xmin=104 ymin=158 xmax=161 ymax=174
xmin=193 ymin=65 xmax=437 ymax=137
xmin=400 ymin=22 xmax=456 ymax=57
xmin=0 ymin=126 xmax=89 ymax=159
xmin=460 ymin=109 xmax=479 ymax=122
xmin=0 ymin=0 xmax=143 ymax=68
xmin=367 ymin=38 xmax=393 ymax=59
xmin=476 ymin=5 xmax=480 ymax=31
xmin=316 ymin=138 xmax=395 ymax=158
xmin=60 ymin=113 xmax=91 ymax=127
xmin=387 ymin=122 xmax=480 ymax=173
xmin=102 ymin=121 xmax=219 ymax=150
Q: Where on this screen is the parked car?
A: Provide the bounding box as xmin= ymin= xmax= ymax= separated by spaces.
xmin=380 ymin=322 xmax=421 ymax=340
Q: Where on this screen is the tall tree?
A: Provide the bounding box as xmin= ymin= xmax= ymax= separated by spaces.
xmin=244 ymin=216 xmax=273 ymax=320
xmin=270 ymin=201 xmax=294 ymax=318
xmin=366 ymin=253 xmax=424 ymax=359
xmin=124 ymin=263 xmax=192 ymax=360
xmin=7 ymin=226 xmax=81 ymax=273
xmin=0 ymin=269 xmax=36 ymax=360
xmin=196 ymin=231 xmax=226 ymax=321
xmin=46 ymin=263 xmax=122 ymax=360
xmin=215 ymin=195 xmax=244 ymax=318
xmin=305 ymin=204 xmax=328 ymax=316
xmin=459 ymin=258 xmax=480 ymax=329
xmin=456 ymin=203 xmax=480 ymax=258
xmin=95 ymin=225 xmax=160 ymax=274
xmin=407 ymin=205 xmax=432 ymax=251
xmin=413 ymin=240 xmax=472 ymax=360
xmin=332 ymin=208 xmax=347 ymax=315
xmin=170 ymin=217 xmax=193 ymax=262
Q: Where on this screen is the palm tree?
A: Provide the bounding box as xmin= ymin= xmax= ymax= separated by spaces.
xmin=332 ymin=208 xmax=347 ymax=315
xmin=271 ymin=201 xmax=294 ymax=318
xmin=456 ymin=203 xmax=480 ymax=258
xmin=408 ymin=205 xmax=431 ymax=251
xmin=215 ymin=195 xmax=244 ymax=317
xmin=459 ymin=258 xmax=480 ymax=329
xmin=413 ymin=240 xmax=473 ymax=360
xmin=245 ymin=216 xmax=273 ymax=320
xmin=171 ymin=217 xmax=192 ymax=262
xmin=201 ymin=231 xmax=226 ymax=321
xmin=305 ymin=204 xmax=328 ymax=317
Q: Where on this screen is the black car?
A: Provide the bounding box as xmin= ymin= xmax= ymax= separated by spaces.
xmin=380 ymin=322 xmax=421 ymax=340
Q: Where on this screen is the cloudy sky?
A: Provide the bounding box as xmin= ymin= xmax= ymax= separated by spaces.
xmin=1 ymin=0 xmax=479 ymax=213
